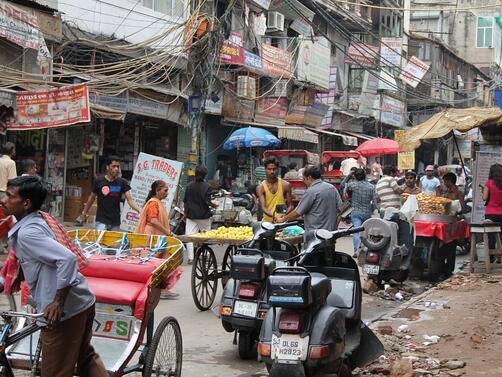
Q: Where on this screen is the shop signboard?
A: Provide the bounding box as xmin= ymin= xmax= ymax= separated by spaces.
xmin=304 ymin=102 xmax=330 ymax=127
xmin=261 ymin=43 xmax=292 ymax=78
xmin=89 ymin=92 xmax=128 ymax=112
xmin=359 ymin=70 xmax=379 ymax=118
xmin=380 ymin=37 xmax=402 ymax=67
xmin=0 ymin=2 xmax=40 ymax=50
xmin=219 ymin=32 xmax=244 ymax=65
xmin=290 ymin=17 xmax=312 ymax=36
xmin=10 ymin=84 xmax=90 ymax=130
xmin=244 ymin=50 xmax=263 ymax=73
xmin=248 ymin=0 xmax=271 ymax=9
xmin=345 ymin=42 xmax=379 ymax=68
xmin=121 ymin=152 xmax=183 ymax=232
xmin=316 ymin=66 xmax=337 ymax=128
xmin=380 ymin=95 xmax=405 ymax=128
xmin=128 ymin=93 xmax=168 ymax=119
xmin=297 ymin=37 xmax=331 ymax=90
xmin=254 ymin=98 xmax=288 ymax=126
xmin=399 ymin=56 xmax=430 ymax=88
xmin=472 ymin=151 xmax=502 ymax=223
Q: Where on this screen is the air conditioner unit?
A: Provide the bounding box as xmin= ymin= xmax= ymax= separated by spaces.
xmin=267 ymin=11 xmax=284 ymax=32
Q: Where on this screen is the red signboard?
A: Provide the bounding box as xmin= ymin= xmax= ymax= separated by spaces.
xmin=261 ymin=44 xmax=292 ymax=78
xmin=219 ymin=32 xmax=244 ymax=65
xmin=10 ymin=84 xmax=90 ymax=130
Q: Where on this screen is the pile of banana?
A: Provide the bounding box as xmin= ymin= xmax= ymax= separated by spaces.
xmin=192 ymin=226 xmax=253 ymax=240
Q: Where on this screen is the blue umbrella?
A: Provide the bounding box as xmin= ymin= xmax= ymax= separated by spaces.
xmin=223 ymin=127 xmax=281 ymax=150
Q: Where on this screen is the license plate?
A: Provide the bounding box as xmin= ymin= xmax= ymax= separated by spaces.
xmin=272 ymin=334 xmax=309 ymax=361
xmin=363 ymin=264 xmax=380 ymax=275
xmin=233 ymin=300 xmax=258 ymax=318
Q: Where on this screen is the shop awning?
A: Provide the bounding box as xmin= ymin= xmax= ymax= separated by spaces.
xmin=278 ymin=127 xmax=319 ymax=144
xmin=305 ymin=127 xmax=358 ymax=146
xmin=90 ymin=103 xmax=126 ymax=121
xmin=398 ymin=107 xmax=502 ymax=151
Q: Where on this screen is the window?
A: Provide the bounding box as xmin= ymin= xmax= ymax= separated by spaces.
xmin=143 ymin=0 xmax=185 ymax=17
xmin=349 ymin=68 xmax=364 ymax=90
xmin=476 ymin=17 xmax=493 ymax=48
xmin=417 ymin=42 xmax=431 ymax=60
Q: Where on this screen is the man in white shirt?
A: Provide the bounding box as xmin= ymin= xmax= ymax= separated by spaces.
xmin=455 ymin=167 xmax=466 ymax=193
xmin=0 ymin=142 xmax=17 ymax=196
xmin=420 ymin=165 xmax=441 ymax=195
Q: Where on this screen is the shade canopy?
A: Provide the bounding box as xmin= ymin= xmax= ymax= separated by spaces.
xmin=355 ymin=138 xmax=400 ymax=156
xmin=398 ymin=107 xmax=502 ymax=151
xmin=223 ymin=127 xmax=281 ymax=150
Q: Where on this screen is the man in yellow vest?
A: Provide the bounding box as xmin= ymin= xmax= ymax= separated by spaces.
xmin=256 ymin=156 xmax=293 ymax=222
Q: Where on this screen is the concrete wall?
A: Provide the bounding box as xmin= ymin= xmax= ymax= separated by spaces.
xmin=58 ymin=0 xmax=187 ymax=45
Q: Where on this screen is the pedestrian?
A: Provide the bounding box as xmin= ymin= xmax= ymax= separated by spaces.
xmin=20 ymin=159 xmax=37 ymax=176
xmin=0 ymin=142 xmax=17 ymax=198
xmin=277 ymin=165 xmax=342 ymax=232
xmin=376 ymin=166 xmax=402 ymax=212
xmin=80 ymin=156 xmax=141 ymax=230
xmin=371 ymin=157 xmax=382 ymax=180
xmin=283 ymin=162 xmax=300 ymax=179
xmin=455 ymin=167 xmax=466 ymax=193
xmin=0 ymin=176 xmax=108 ymax=377
xmin=482 ymin=164 xmax=502 ymax=263
xmin=184 ymin=166 xmax=217 ymax=264
xmin=340 ymin=166 xmax=357 ymax=195
xmin=136 ymin=180 xmax=182 ymax=299
xmin=400 ymin=170 xmax=421 ymax=195
xmin=419 ymin=165 xmax=441 ymax=195
xmin=256 ymin=156 xmax=293 ymax=222
xmin=345 ymin=168 xmax=378 ymax=257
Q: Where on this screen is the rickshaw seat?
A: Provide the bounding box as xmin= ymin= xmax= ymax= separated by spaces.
xmin=86 ymin=277 xmax=145 ymax=306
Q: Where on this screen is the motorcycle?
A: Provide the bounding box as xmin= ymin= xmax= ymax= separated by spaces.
xmin=359 ymin=209 xmax=414 ymax=287
xmin=211 ymin=188 xmax=255 ymax=226
xmin=219 ymin=220 xmax=300 ymax=360
xmin=169 ymin=204 xmax=185 ymax=235
xmin=258 ymin=227 xmax=383 ymax=376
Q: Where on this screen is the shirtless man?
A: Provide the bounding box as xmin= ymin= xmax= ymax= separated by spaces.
xmin=256 ymin=156 xmax=293 ymax=222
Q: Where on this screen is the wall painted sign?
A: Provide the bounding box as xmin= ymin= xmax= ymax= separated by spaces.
xmin=121 ymin=153 xmax=183 ymax=232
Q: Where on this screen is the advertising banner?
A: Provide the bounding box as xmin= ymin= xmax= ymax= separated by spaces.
xmin=121 ymin=152 xmax=183 ymax=232
xmin=261 ymin=43 xmax=292 ymax=78
xmin=219 ymin=32 xmax=244 ymax=65
xmin=471 ymin=151 xmax=502 ymax=224
xmin=345 ymin=42 xmax=379 ymax=68
xmin=380 ymin=37 xmax=402 ymax=66
xmin=10 ymin=84 xmax=90 ymax=130
xmin=399 ymin=56 xmax=430 ymax=88
xmin=380 ymin=95 xmax=405 ymax=128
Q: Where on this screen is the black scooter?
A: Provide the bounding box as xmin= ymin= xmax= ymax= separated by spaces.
xmin=218 ymin=221 xmax=299 ymax=359
xmin=258 ymin=227 xmax=383 ymax=377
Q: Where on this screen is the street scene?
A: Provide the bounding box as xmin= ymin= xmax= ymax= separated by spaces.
xmin=1 ymin=0 xmax=502 ymax=376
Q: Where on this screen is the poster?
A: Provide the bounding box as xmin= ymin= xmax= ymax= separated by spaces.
xmin=471 ymin=151 xmax=502 ymax=224
xmin=399 ymin=56 xmax=430 ymax=88
xmin=121 ymin=153 xmax=183 ymax=232
xmin=398 ymin=151 xmax=415 ymax=170
xmin=10 ymin=84 xmax=90 ymax=130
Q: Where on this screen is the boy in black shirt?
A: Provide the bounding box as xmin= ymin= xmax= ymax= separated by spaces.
xmin=81 ymin=156 xmax=141 ymax=230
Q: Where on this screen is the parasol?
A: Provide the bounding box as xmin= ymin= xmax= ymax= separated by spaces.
xmin=355 ymin=138 xmax=400 ymax=157
xmin=223 ymin=127 xmax=281 ymax=150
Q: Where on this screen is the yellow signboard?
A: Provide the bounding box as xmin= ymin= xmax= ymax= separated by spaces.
xmin=398 ymin=151 xmax=415 ymax=170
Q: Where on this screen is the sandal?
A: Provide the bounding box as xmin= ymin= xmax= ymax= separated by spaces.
xmin=160 ymin=291 xmax=180 ymax=300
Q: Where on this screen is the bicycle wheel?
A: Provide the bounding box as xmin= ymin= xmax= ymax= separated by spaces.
xmin=190 ymin=245 xmax=218 ymax=311
xmin=143 ymin=317 xmax=182 ymax=377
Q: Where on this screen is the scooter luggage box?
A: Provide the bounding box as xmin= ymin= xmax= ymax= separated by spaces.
xmin=268 ymin=275 xmax=312 ymax=308
xmin=231 ymin=254 xmax=266 ymax=281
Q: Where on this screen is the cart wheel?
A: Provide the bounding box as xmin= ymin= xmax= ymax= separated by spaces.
xmin=427 ymin=238 xmax=440 ymax=279
xmin=191 ymin=245 xmax=218 ymax=311
xmin=221 ymin=245 xmax=237 ymax=288
xmin=143 ymin=316 xmax=182 ymax=377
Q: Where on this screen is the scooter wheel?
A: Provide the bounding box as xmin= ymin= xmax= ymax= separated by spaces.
xmin=238 ymin=332 xmax=257 ymax=360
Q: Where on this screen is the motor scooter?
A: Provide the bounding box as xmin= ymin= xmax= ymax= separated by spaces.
xmin=258 ymin=227 xmax=383 ymax=376
xmin=219 ymin=219 xmax=300 ymax=360
xmin=359 ymin=209 xmax=414 ymax=287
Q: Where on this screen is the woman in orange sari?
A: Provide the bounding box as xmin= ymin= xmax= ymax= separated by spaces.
xmin=136 ymin=180 xmax=182 ymax=299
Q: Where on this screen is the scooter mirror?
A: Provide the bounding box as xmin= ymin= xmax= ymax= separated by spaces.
xmin=315 ymin=229 xmax=333 ymax=241
xmin=275 ymin=204 xmax=287 ymax=214
xmin=261 ymin=222 xmax=275 ymax=231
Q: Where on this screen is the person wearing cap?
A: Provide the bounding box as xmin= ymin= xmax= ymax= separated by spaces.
xmin=420 ymin=165 xmax=441 ymax=195
xmin=401 ymin=170 xmax=421 ymax=195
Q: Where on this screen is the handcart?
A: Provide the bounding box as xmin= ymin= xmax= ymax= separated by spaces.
xmin=177 ymin=233 xmax=304 ymax=312
xmin=1 ymin=230 xmax=184 ymax=377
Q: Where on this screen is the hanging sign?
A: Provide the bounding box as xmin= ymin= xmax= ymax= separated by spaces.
xmin=121 ymin=152 xmax=183 ymax=232
xmin=345 ymin=42 xmax=379 ymax=68
xmin=10 ymin=84 xmax=90 ymax=130
xmin=380 ymin=37 xmax=402 ymax=66
xmin=219 ymin=32 xmax=244 ymax=65
xmin=400 ymin=56 xmax=430 ymax=88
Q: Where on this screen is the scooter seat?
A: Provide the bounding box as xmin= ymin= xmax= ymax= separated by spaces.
xmin=311 ymin=273 xmax=332 ymax=305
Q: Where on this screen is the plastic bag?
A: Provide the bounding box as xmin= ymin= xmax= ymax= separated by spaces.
xmin=400 ymin=195 xmax=419 ymax=223
xmin=282 ymin=225 xmax=304 ymax=237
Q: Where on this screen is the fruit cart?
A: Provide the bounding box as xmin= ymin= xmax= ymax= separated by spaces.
xmin=177 ymin=226 xmax=304 ymax=311
xmin=410 ymin=194 xmax=470 ymax=280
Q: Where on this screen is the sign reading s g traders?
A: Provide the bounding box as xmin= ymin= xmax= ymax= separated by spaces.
xmin=121 ymin=153 xmax=183 ymax=232
xmin=10 ymin=84 xmax=90 ymax=130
